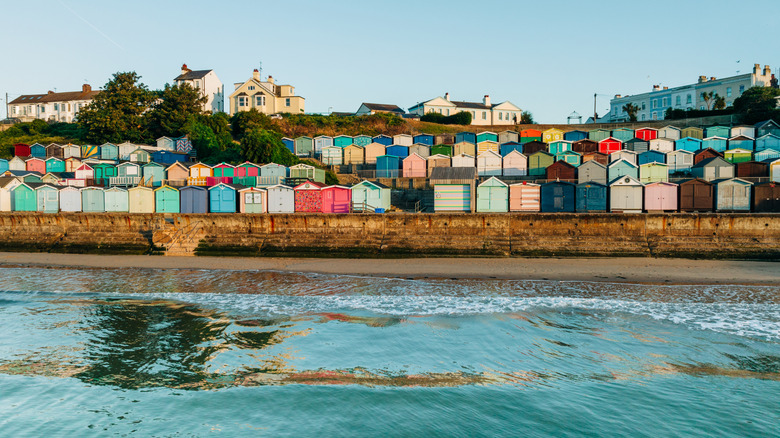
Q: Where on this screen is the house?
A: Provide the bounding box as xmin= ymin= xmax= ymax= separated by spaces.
xmin=691 ymin=156 xmax=735 ymax=181
xmin=477 ymin=150 xmax=502 ymax=176
xmin=498 ymin=131 xmax=519 ymax=144
xmin=321 ymin=185 xmax=352 ymax=213
xmin=476 ymin=177 xmax=509 ymax=213
xmin=502 ymin=150 xmax=528 ymax=177
xmin=314 ymin=135 xmax=334 ymax=155
xmin=208 ymin=183 xmax=239 ymax=213
xmin=578 ymin=160 xmax=607 ymax=185
xmin=528 ymin=151 xmax=554 ymax=177
xmin=477 ymin=140 xmax=499 ymax=155
xmin=519 ymin=129 xmax=542 ymax=143
xmin=543 ymin=128 xmax=565 ymax=143
xmin=679 ymin=178 xmax=714 ymax=212
xmin=154 ymin=185 xmax=180 ymax=213
xmin=695 ymin=147 xmax=723 ymax=164
xmin=715 ymin=178 xmax=752 ymax=211
xmin=735 ymin=161 xmax=768 ymax=178
xmin=667 ymin=150 xmax=695 ymax=173
xmin=408 ymin=93 xmax=521 ymax=126
xmin=635 ymin=128 xmax=658 ymax=141
xmin=509 ymin=182 xmax=540 ymax=212
xmin=755 ymin=120 xmax=780 ymax=138
xmin=239 ymin=187 xmax=268 ymax=213
xmin=705 ymin=126 xmax=730 ymax=138
xmin=756 ymin=134 xmax=780 ymax=152
xmin=372 ymin=134 xmax=393 ymax=146
xmin=637 ymin=150 xmax=666 ymax=166
xmin=598 ymin=137 xmax=622 ymax=155
xmin=728 ymin=136 xmax=755 ymax=151
xmin=81 ymin=187 xmax=105 ymax=213
xmin=376 ymin=155 xmax=401 ymax=178
xmin=540 ymin=181 xmax=576 ymax=212
xmin=294 ymin=136 xmax=314 ymax=156
xmin=476 ymin=131 xmax=498 ymax=143
xmin=731 ymin=126 xmax=755 ymax=138
xmin=752 ymin=181 xmax=780 ymax=212
xmin=104 ymin=187 xmax=129 ymax=213
xmin=386 ymin=145 xmax=409 ymax=159
xmin=410 ymin=144 xmax=430 ymax=158
xmin=355 ymin=103 xmax=405 ymax=116
xmin=500 ymin=141 xmax=523 ymax=156
xmin=343 ymin=145 xmax=365 ymax=165
xmin=455 ymin=132 xmax=477 ymax=144
xmin=546 ymin=160 xmax=576 ymax=181
xmin=322 ymin=146 xmax=343 ymax=166
xmin=59 ymin=186 xmax=82 ymax=212
xmin=608 ymin=159 xmax=639 ymax=183
xmin=649 ymin=138 xmax=674 ymax=153
xmin=588 ymin=129 xmax=611 ymax=142
xmin=681 ymin=127 xmax=703 ymax=140
xmin=393 ymin=134 xmax=413 ymax=146
xmin=644 ymin=182 xmax=678 ymax=212
xmin=572 ymin=139 xmax=598 ymax=154
xmin=128 ymin=186 xmax=155 ymax=213
xmin=451 ymin=154 xmax=475 ymax=168
xmin=624 ymin=138 xmax=649 ymax=153
xmin=431 ymin=144 xmax=453 ymax=157
xmin=266 ymin=184 xmax=295 ymax=213
xmin=7 ymin=84 xmax=99 ymax=122
xmin=364 ymin=142 xmax=386 ymax=164
xmin=335 ymin=135 xmax=354 ymax=148
xmin=658 ymin=126 xmax=681 ymax=140
xmin=609 ymin=175 xmax=644 ymax=213
xmin=294 ymin=181 xmax=324 ymax=213
xmin=174 ymin=64 xmax=224 ymax=113
xmin=575 ymin=182 xmax=608 ymax=212
xmin=180 ymin=185 xmax=209 ymax=213
xmin=548 ymin=140 xmax=572 ymax=155
xmin=426 ymin=154 xmax=451 ymax=177
xmin=351 ymin=180 xmax=391 ymax=212
xmin=563 ymin=130 xmax=587 ymax=142
xmin=229 ymin=69 xmax=304 ymax=115
xmin=453 ymin=141 xmax=476 ymax=157
xmin=403 ymin=153 xmax=427 ymax=178
xmin=723 ymin=148 xmax=753 ymax=163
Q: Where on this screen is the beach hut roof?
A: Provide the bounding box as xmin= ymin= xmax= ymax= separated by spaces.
xmin=610 ymin=175 xmax=643 ymax=186
xmin=693 ymin=156 xmax=731 ymax=168
xmin=353 ymin=180 xmax=389 ymax=189
xmin=609 ymin=158 xmax=638 ymax=169
xmin=323 ymin=185 xmax=352 ymax=190
xmin=509 ymin=181 xmax=539 ymax=187
xmin=478 ymin=176 xmax=508 ymax=187
xmin=429 ymin=166 xmax=477 ymax=181
xmin=728 ymin=135 xmax=755 ymax=141
xmin=294 ymin=181 xmax=325 ymax=190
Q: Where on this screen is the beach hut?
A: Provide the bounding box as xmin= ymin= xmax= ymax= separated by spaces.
xmin=128 ymin=186 xmax=155 ymax=213
xmin=99 ymin=143 xmax=119 ymax=161
xmin=477 ymin=140 xmax=499 ymax=155
xmin=80 ymin=144 xmax=99 ymax=159
xmin=435 ymin=133 xmax=455 ymax=145
xmin=267 ymin=185 xmax=295 ymax=213
xmin=392 ymin=134 xmax=412 ymax=147
xmin=476 ymin=177 xmax=509 ymax=213
xmin=0 ymin=159 xmax=8 ymax=175
xmin=752 ymin=182 xmax=780 ymax=212
xmin=322 ymin=146 xmax=343 ymax=166
xmin=755 ymin=120 xmax=780 ymax=138
xmin=542 ymin=128 xmax=564 ymax=143
xmin=282 ymin=137 xmax=294 ymax=154
xmin=235 ymin=162 xmax=261 ymax=178
xmin=75 ymin=163 xmax=94 ymax=181
xmin=588 ymin=129 xmax=611 ymax=142
xmin=724 ymin=148 xmax=753 ymax=164
xmin=691 ymin=157 xmax=734 ymax=181
xmin=426 ymin=154 xmax=451 ymax=177
xmin=129 ymin=148 xmax=151 ymax=164
xmin=351 ymin=180 xmax=391 ymax=212
xmin=321 ymin=185 xmax=352 ymax=213
xmin=624 ymin=138 xmax=649 ymax=153
xmin=610 ymin=150 xmax=638 ymax=165
xmin=81 ymin=187 xmax=105 ymax=213
xmin=30 ymin=143 xmax=47 ymax=158
xmin=103 ymin=187 xmax=129 ymax=212
xmin=667 ymin=150 xmax=695 ymax=173
xmin=25 ymin=158 xmax=46 ymax=174
xmin=451 ymin=154 xmax=476 ymax=168
xmin=680 ymin=127 xmax=703 ymax=140
xmin=14 ymin=143 xmax=31 ymax=158
xmin=59 ymin=186 xmax=82 ymax=212
xmin=453 ymin=141 xmax=477 ymax=157
xmin=179 ymin=186 xmax=208 ymax=213
xmin=572 ymin=139 xmax=598 ymax=154
xmin=522 ymin=141 xmax=548 ymax=155
xmin=92 ymin=163 xmax=117 ymax=186
xmin=477 ymin=150 xmax=502 ymax=176
xmin=455 ymin=132 xmax=477 ymax=144
xmin=208 ymin=183 xmax=239 ymax=213
xmin=528 ymin=151 xmax=554 ymax=177
xmin=65 ymin=157 xmax=81 ymax=173
xmin=376 ymin=155 xmax=401 ymax=178
xmin=0 ymin=178 xmax=21 ymax=211
xmin=675 ymin=137 xmax=703 ymax=152
xmin=142 ymin=162 xmax=165 ymax=187
xmin=575 ymin=182 xmax=607 ymax=212
xmin=609 ymin=176 xmax=644 ymax=213
xmin=519 ymin=129 xmax=542 ymax=143
xmin=578 ymin=160 xmax=607 ymax=185
xmin=45 ymin=157 xmax=65 ymax=173
xmin=638 ymin=150 xmax=666 ymax=165
xmin=413 ymin=134 xmax=435 ymax=146
xmin=34 ymin=184 xmax=59 ymax=213
xmin=364 ymin=143 xmax=386 ymax=164
xmin=546 ymin=160 xmax=576 ymax=181
xmin=556 ymin=151 xmax=583 ymax=168
xmin=644 ymin=182 xmax=678 ymax=212
xmin=116 ymin=162 xmax=141 ymax=184
xmin=702 ymin=136 xmax=728 ymax=152
xmin=259 ymin=163 xmax=288 ymax=186
xmin=154 ymin=150 xmax=189 ymax=165
xmin=695 ymin=148 xmax=723 ymax=165
xmin=549 ymin=140 xmax=573 ymax=155
xmin=715 ymin=178 xmax=752 ymax=212
xmin=705 ymin=126 xmax=730 ymax=138
xmin=658 ymin=126 xmax=681 ymax=140
xmin=476 ymin=131 xmax=498 ymax=143
xmin=639 ymin=162 xmax=669 ymax=183
xmin=771 ymin=159 xmax=780 ymax=182
xmin=598 ymin=137 xmax=622 ymax=155
xmin=45 ymin=144 xmax=63 ymax=159
xmin=430 ymin=167 xmax=476 ymax=213
xmin=509 ymin=182 xmax=540 ymax=212
xmin=117 ymin=142 xmax=136 ymax=160
xmin=756 ymin=134 xmax=780 ymax=152
xmin=498 ymin=131 xmax=519 ymax=144
xmin=431 ymin=144 xmax=453 ymax=157
xmin=386 ymin=145 xmax=409 ymax=159
xmin=238 ymin=187 xmax=268 ymax=213
xmin=314 ymin=135 xmax=334 ymax=155
xmin=581 ymin=151 xmax=609 ymax=167
xmin=62 ymin=144 xmax=80 ymax=159
xmin=735 ymin=161 xmax=768 ymax=179
xmin=372 ymin=135 xmax=393 ymax=146
xmin=635 ymin=128 xmax=658 ymax=141
xmin=289 ymin=164 xmax=325 ymax=184
xmin=728 ymin=136 xmax=755 ymax=151
xmin=409 ymin=144 xmax=431 ymax=159
xmin=154 ymin=185 xmax=180 ymax=213
xmin=166 ymin=162 xmax=190 ymax=186
xmin=649 ymin=138 xmax=674 ymax=153
xmin=755 ymin=148 xmax=780 ymax=162
xmin=9 ymin=157 xmax=26 ymax=172
xmin=731 ymin=126 xmax=755 ymax=138
xmin=500 ymin=142 xmax=523 ymax=157
xmin=403 ymin=153 xmax=427 ymax=178
xmin=540 ymin=181 xmax=576 ymax=212
xmin=343 ymin=145 xmax=365 ymax=165
xmin=334 ymin=135 xmax=353 ymax=148
xmin=12 ymin=183 xmax=37 ymax=211
xmin=502 ymin=150 xmax=528 ymax=177
xmin=212 ymin=163 xmax=235 ymax=179
xmin=294 ymin=181 xmax=324 ymax=212
xmin=294 ymin=136 xmax=313 ymax=156
xmin=188 ymin=163 xmax=212 ymax=186
xmin=563 ymin=130 xmax=587 ymax=142
xmin=156 ymin=137 xmax=175 ymax=151
xmin=611 ymin=128 xmax=635 ymax=142
xmin=679 ymin=179 xmax=714 ymax=212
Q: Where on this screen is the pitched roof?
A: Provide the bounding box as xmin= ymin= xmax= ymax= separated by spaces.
xmin=451 ymin=100 xmax=491 ymax=110
xmin=174 ymin=69 xmax=212 ymax=81
xmin=10 ymin=88 xmax=99 ymax=105
xmin=360 ymin=103 xmax=405 ymax=113
xmin=429 ymin=166 xmax=477 ymax=181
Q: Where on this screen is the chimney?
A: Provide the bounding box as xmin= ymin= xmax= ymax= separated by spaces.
xmin=181 ymin=63 xmax=190 ymax=75
xmin=615 ymin=94 xmax=622 ymax=98
xmin=765 ymin=65 xmax=771 ymax=76
xmin=652 ymin=85 xmax=660 ymax=91
xmin=253 ymin=69 xmax=260 ymax=81
xmin=698 ymin=76 xmax=707 ymax=83
xmin=483 ymin=95 xmax=491 ymax=107
xmin=663 ymin=86 xmax=668 ymax=90
xmin=754 ymin=63 xmax=760 ymax=74
xmin=82 ymin=84 xmax=92 ymax=93
xmin=267 ymin=75 xmax=275 ymax=84
xmin=444 ymin=92 xmax=450 ymax=101
xmin=48 ymin=90 xmax=54 ymax=94
xmin=710 ymin=77 xmax=716 ymax=81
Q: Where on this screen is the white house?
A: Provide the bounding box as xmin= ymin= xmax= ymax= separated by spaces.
xmin=8 ymin=84 xmax=99 ymax=123
xmin=408 ymin=93 xmax=522 ymax=126
xmin=174 ymin=64 xmax=224 ymax=113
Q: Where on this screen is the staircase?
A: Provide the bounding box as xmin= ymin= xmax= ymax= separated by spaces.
xmin=152 ymin=220 xmax=206 ymax=256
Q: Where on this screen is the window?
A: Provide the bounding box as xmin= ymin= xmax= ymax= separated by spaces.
xmin=40 ymin=106 xmax=45 ymax=113
xmin=286 ymin=98 xmax=291 ymax=107
xmin=446 ymin=109 xmax=450 ymax=116
xmin=248 ymin=86 xmax=255 ymax=91
xmin=641 ymin=114 xmax=646 ymax=121
xmin=726 ymin=87 xmax=732 ymax=97
xmin=652 ymin=112 xmax=657 ymax=120
xmin=662 ymin=97 xmax=668 ymax=107
xmin=255 ymin=95 xmax=265 ymax=106
xmin=194 ymin=80 xmax=200 ymax=88
xmin=686 ymin=94 xmax=692 ymax=104
xmin=499 ymin=113 xmax=503 ymax=121
xmin=652 ymin=100 xmax=657 ymax=109
xmin=54 ymin=103 xmax=59 ymax=110
xmin=482 ymin=111 xmax=487 ymax=120
xmin=676 ymin=96 xmax=681 ymax=106
xmin=641 ymin=102 xmax=646 ymax=110
xmin=471 ymin=111 xmax=475 ymax=118
xmin=739 ymin=85 xmax=745 ymax=94
xmin=238 ymin=96 xmax=248 ymax=106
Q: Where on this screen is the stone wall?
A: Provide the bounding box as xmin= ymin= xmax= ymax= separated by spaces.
xmin=0 ymin=213 xmax=778 ymax=259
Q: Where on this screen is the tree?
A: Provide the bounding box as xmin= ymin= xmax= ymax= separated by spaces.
xmin=732 ymin=86 xmax=780 ymax=124
xmin=145 ymin=83 xmax=207 ymax=138
xmin=77 ymin=72 xmax=156 ymax=143
xmin=230 ymin=109 xmax=275 ymax=139
xmin=520 ymin=111 xmax=534 ymax=124
xmin=622 ymin=103 xmax=639 ymax=122
xmin=713 ymin=95 xmax=726 ymax=110
xmin=240 ymin=128 xmax=276 ymax=163
xmin=701 ymin=91 xmax=724 ymax=111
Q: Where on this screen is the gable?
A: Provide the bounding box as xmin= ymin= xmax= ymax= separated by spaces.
xmin=492 ymin=101 xmax=521 ymax=111
xmin=424 ymin=97 xmax=456 ymax=107
xmin=229 ymin=78 xmax=275 ymax=99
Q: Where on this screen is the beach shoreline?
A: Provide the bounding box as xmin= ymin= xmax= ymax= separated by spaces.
xmin=0 ymin=252 xmax=777 ymax=286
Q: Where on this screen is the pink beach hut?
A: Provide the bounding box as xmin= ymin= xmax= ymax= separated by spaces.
xmin=644 ymin=182 xmax=678 ymax=212
xmin=321 ymin=185 xmax=352 ymax=213
xmin=509 ymin=182 xmax=541 ymax=212
xmin=25 ymin=158 xmax=46 ymax=174
xmin=403 ymin=153 xmax=427 ymax=178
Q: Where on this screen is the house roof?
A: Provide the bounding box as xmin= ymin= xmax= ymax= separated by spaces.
xmin=451 ymin=100 xmax=491 ymax=110
xmin=429 ymin=166 xmax=477 ymax=181
xmin=360 ymin=103 xmax=405 ymax=113
xmin=174 ymin=69 xmax=212 ymax=81
xmin=10 ymin=88 xmax=99 ymax=105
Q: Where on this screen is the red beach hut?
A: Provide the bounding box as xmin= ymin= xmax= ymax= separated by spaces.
xmin=294 ymin=181 xmax=324 ymax=212
xmin=598 ymin=137 xmax=622 ymax=155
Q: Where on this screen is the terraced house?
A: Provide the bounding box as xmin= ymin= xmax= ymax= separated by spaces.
xmin=229 ymin=69 xmax=305 ymax=116
xmin=8 ymin=84 xmax=99 ymax=123
xmin=408 ymin=93 xmax=522 ymax=126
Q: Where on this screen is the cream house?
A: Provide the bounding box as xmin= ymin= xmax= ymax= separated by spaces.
xmin=174 ymin=64 xmax=224 ymax=113
xmin=8 ymin=84 xmax=99 ymax=122
xmin=229 ymin=69 xmax=305 ymax=116
xmin=408 ymin=93 xmax=522 ymax=126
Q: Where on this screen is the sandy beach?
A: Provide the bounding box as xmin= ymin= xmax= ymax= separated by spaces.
xmin=0 ymin=252 xmax=777 ymax=285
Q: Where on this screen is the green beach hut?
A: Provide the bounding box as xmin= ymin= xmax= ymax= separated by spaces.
xmin=154 ymin=185 xmax=180 ymax=213
xmin=528 ymin=151 xmax=555 ymax=177
xmin=12 ymin=183 xmax=37 ymax=211
xmin=142 ymin=162 xmax=166 ymax=187
xmin=476 ymin=177 xmax=509 ymax=213
xmin=81 ymin=187 xmax=105 ymax=212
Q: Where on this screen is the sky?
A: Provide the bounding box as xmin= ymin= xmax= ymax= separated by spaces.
xmin=2 ymin=0 xmax=778 ymax=123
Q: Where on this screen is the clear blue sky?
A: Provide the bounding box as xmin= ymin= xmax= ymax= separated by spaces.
xmin=2 ymin=0 xmax=778 ymax=123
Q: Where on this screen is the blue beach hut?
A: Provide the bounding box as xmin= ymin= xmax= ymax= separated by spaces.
xmin=81 ymin=187 xmax=105 ymax=213
xmin=675 ymin=137 xmax=703 ymax=152
xmin=372 ymin=135 xmax=393 ymax=146
xmin=100 ymin=143 xmax=119 ymax=160
xmin=30 ymin=143 xmax=47 ymax=158
xmin=376 ymin=155 xmax=400 ymax=178
xmin=563 ymin=130 xmax=587 ymax=142
xmin=180 ymin=186 xmax=208 ymax=213
xmin=703 ymin=136 xmax=728 ymax=152
xmin=208 ymin=183 xmax=239 ymax=213
xmin=282 ymin=137 xmax=295 ymax=154
xmin=386 ymin=145 xmax=409 ymax=159
xmin=540 ymin=181 xmax=576 ymax=213
xmin=638 ymin=150 xmax=666 ymax=165
xmin=455 ymin=132 xmax=476 ymax=144
xmin=413 ymin=134 xmax=435 ymax=146
xmin=756 ymin=134 xmax=780 ymax=152
xmin=500 ymin=142 xmax=523 ymax=156
xmin=576 ymin=182 xmax=607 ymax=212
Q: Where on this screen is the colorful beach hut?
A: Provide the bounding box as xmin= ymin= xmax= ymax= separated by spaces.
xmin=376 ymin=155 xmax=401 ymax=178
xmin=519 ymin=129 xmax=542 ymax=143
xmin=658 ymin=126 xmax=681 ymax=140
xmin=431 ymin=144 xmax=453 ymax=157
xmin=402 ymin=153 xmax=427 ymax=178
xmin=294 ymin=181 xmax=324 ymax=213
xmin=81 ymin=187 xmax=105 ymax=213
xmin=322 ymin=146 xmax=343 ymax=166
xmin=667 ymin=150 xmax=695 ymax=173
xmin=625 ymin=138 xmax=649 ymax=153
xmin=728 ymin=136 xmax=755 ymax=151
xmin=12 ymin=183 xmax=37 ymax=211
xmin=364 ymin=143 xmax=386 ymax=164
xmin=154 ymin=185 xmax=180 ymax=213
xmin=45 ymin=157 xmax=65 ymax=173
xmin=476 ymin=177 xmax=509 ymax=213
xmin=500 ymin=142 xmax=523 ymax=157
xmin=321 ymin=185 xmax=352 ymax=213
xmin=455 ymin=132 xmax=477 ymax=144
xmin=351 ymin=181 xmax=390 ymax=212
xmin=294 ymin=136 xmax=313 ymax=156
xmin=509 ymin=182 xmax=540 ymax=212
xmin=703 ymin=136 xmax=728 ymax=152
xmin=409 ymin=144 xmax=431 ymax=159
xmin=343 ymin=145 xmax=365 ymax=165
xmin=681 ymin=127 xmax=703 ymax=140
xmin=528 ymin=151 xmax=554 ymax=177
xmin=549 ymin=140 xmax=572 ymax=155
xmin=542 ymin=128 xmax=564 ymax=143
xmin=30 ymin=143 xmax=47 ymax=158
xmin=563 ymin=130 xmax=587 ymax=142
xmin=598 ymin=137 xmax=622 ymax=155
xmin=239 ymin=187 xmax=267 ymax=213
xmin=638 ymin=150 xmax=666 ymax=165
xmin=756 ymin=134 xmax=780 ymax=152
xmin=392 ymin=134 xmax=412 ymax=147
xmin=705 ymin=126 xmax=730 ymax=138
xmin=208 ymin=183 xmax=239 ymax=213
xmin=180 ymin=186 xmax=208 ymax=213
xmin=413 ymin=134 xmax=435 ymax=146
xmin=649 ymin=138 xmax=674 ymax=153
xmin=372 ymin=135 xmax=393 ymax=146
xmin=477 ymin=150 xmax=502 ymax=176
xmin=453 ymin=141 xmax=477 ymax=157
xmin=588 ymin=129 xmax=611 ymax=142
xmin=692 ymin=157 xmax=734 ymax=181
xmin=635 ymin=128 xmax=658 ymax=141
xmin=546 ymin=160 xmax=576 ymax=181
xmin=35 ymin=184 xmax=59 ymax=213
xmin=578 ymin=160 xmax=607 ymax=185
xmin=386 ymin=145 xmax=409 ymax=159
xmin=724 ymin=148 xmax=753 ymax=164
xmin=502 ymin=150 xmax=528 ymax=176
xmin=639 ymin=162 xmax=669 ymax=183
xmin=498 ymin=131 xmax=519 ymax=144
xmin=572 ymin=139 xmax=598 ymax=154
xmin=612 ymin=128 xmax=636 ymax=142
xmin=752 ymin=182 xmax=780 ymax=212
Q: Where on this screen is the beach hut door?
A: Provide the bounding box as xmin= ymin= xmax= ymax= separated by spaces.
xmin=553 ymin=187 xmax=563 ymax=210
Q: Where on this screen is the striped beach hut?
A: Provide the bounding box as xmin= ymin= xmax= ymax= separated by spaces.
xmin=519 ymin=129 xmax=541 ymax=143
xmin=208 ymin=183 xmax=239 ymax=213
xmin=624 ymin=138 xmax=649 ymax=153
xmin=80 ymin=144 xmax=100 ymax=159
xmin=476 ymin=177 xmax=509 ymax=213
xmin=509 ymin=182 xmax=540 ymax=212
xmin=267 ymin=184 xmax=295 ymax=213
xmin=430 ymin=167 xmax=476 ymax=213
xmin=477 ymin=140 xmax=499 ymax=155
xmin=128 ymin=186 xmax=155 ymax=213
xmin=294 ymin=181 xmax=324 ymax=212
xmin=351 ymin=180 xmax=391 ymax=212
xmin=104 ymin=187 xmax=129 ymax=212
xmin=239 ymin=187 xmax=267 ymax=213
xmin=403 ymin=153 xmax=427 ymax=178
xmin=575 ymin=182 xmax=607 ymax=212
xmin=154 ymin=185 xmax=180 ymax=213
xmin=321 ymin=185 xmax=352 ymax=213
xmin=502 ymin=150 xmax=527 ymax=176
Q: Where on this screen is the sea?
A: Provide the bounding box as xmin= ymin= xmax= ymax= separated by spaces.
xmin=0 ymin=266 xmax=778 ymax=437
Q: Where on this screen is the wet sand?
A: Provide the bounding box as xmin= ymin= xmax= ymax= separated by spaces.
xmin=0 ymin=252 xmax=778 ymax=285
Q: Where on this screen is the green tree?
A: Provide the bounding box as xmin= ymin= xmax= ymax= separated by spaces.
xmin=77 ymin=72 xmax=156 ymax=143
xmin=520 ymin=111 xmax=535 ymax=124
xmin=240 ymin=128 xmax=276 ymax=163
xmin=622 ymin=103 xmax=639 ymax=122
xmin=733 ymin=86 xmax=780 ymax=124
xmin=713 ymin=95 xmax=726 ymax=110
xmin=145 ymin=83 xmax=207 ymax=138
xmin=230 ymin=109 xmax=275 ymax=139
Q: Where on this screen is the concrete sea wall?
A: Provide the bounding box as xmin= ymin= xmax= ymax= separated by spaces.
xmin=0 ymin=212 xmax=778 ymax=259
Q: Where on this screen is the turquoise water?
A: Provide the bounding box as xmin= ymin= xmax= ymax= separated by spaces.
xmin=0 ymin=267 xmax=778 ymax=437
